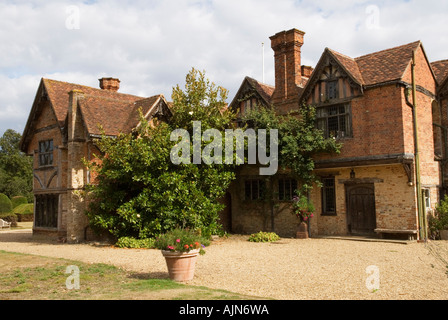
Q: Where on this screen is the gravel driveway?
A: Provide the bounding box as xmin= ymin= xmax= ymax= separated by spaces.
xmin=1 ymin=229 xmax=448 ymax=300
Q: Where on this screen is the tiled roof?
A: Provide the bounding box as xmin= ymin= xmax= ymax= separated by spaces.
xmin=42 ymin=78 xmax=164 ymax=136
xmin=300 ymin=41 xmax=430 ymax=103
xmin=43 ymin=78 xmax=142 ymax=128
xmin=431 ymin=59 xmax=448 ymax=85
xmin=355 ymin=41 xmax=421 ymax=86
xmin=327 ymin=49 xmax=364 ymax=85
xmin=245 ymin=76 xmax=275 ymax=104
xmin=327 ymin=41 xmax=422 ymax=87
xmin=78 ymin=94 xmax=163 ymax=136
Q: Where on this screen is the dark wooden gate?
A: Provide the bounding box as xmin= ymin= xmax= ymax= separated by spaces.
xmin=35 ymin=194 xmax=59 ymax=228
xmin=346 ymin=184 xmax=376 ymax=235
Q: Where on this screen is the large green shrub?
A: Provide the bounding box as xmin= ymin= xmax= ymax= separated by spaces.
xmin=12 ymin=203 xmax=34 ymax=222
xmin=0 ymin=193 xmax=12 ymax=214
xmin=11 ymin=196 xmax=27 ymax=209
xmin=430 ymin=195 xmax=448 ymax=239
xmin=12 ymin=203 xmax=33 ymax=215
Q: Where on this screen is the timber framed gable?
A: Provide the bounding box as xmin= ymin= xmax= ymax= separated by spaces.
xmin=229 ymin=76 xmax=274 ymax=117
xmin=300 ymin=49 xmax=363 ymax=106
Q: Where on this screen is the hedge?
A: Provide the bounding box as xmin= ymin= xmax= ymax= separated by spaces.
xmin=0 ymin=193 xmax=12 ymax=214
xmin=11 ymin=196 xmax=28 ymax=209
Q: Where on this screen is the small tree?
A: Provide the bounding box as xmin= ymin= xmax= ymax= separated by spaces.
xmin=85 ymin=68 xmax=237 ymax=239
xmin=0 ymin=129 xmax=33 ymax=201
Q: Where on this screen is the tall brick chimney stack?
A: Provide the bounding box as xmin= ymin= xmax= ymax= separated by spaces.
xmin=99 ymin=77 xmax=120 ymax=92
xmin=270 ymin=28 xmax=305 ymax=114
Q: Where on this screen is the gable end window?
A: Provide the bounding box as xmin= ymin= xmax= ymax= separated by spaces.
xmin=317 ymin=103 xmax=352 ymax=139
xmin=38 ymin=140 xmax=54 ymax=167
xmin=326 ymin=80 xmax=338 ymax=100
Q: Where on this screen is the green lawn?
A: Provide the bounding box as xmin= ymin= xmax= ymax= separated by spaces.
xmin=0 ymin=250 xmax=266 ymax=300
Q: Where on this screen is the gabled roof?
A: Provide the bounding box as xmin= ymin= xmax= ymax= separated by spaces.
xmin=76 ymin=93 xmax=167 ymax=136
xmin=329 ymin=41 xmax=423 ymax=86
xmin=20 ymin=78 xmax=170 ymax=152
xmin=431 ymin=59 xmax=448 ymax=86
xmin=327 ymin=48 xmax=364 ymax=86
xmin=300 ymin=40 xmax=435 ymax=102
xmin=43 ymin=78 xmax=142 ymax=128
xmin=355 ymin=41 xmax=422 ymax=86
xmin=229 ymin=76 xmax=275 ymax=110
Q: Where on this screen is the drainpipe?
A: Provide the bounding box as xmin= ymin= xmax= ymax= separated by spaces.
xmin=405 ymin=51 xmax=426 ymax=241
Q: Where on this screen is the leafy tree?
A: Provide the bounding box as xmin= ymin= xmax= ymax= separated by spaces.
xmin=241 ymin=103 xmax=341 ymax=229
xmin=243 ymin=104 xmax=341 ymax=194
xmin=0 ymin=129 xmax=33 ymax=201
xmin=85 ymin=68 xmax=237 ymax=239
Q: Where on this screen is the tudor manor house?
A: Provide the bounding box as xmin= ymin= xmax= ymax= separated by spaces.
xmin=20 ymin=28 xmax=448 ymax=242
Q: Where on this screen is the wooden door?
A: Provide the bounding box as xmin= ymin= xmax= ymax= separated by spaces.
xmin=346 ymin=184 xmax=376 ymax=234
xmin=218 ymin=192 xmax=232 ymax=232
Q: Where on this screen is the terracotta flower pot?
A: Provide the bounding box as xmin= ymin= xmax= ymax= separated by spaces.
xmin=296 ymin=221 xmax=309 ymax=239
xmin=161 ymin=249 xmax=200 ymax=282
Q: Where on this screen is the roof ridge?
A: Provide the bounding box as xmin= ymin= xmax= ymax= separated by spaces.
xmin=42 ymin=78 xmax=143 ymax=99
xmin=355 ymin=40 xmax=421 ymax=61
xmin=133 ymin=94 xmax=164 ymax=102
xmin=326 ymin=48 xmax=356 ymax=61
xmin=325 ymin=48 xmax=365 ymax=85
xmin=431 ymin=59 xmax=448 ymax=64
xmin=245 ymin=76 xmax=275 ymax=88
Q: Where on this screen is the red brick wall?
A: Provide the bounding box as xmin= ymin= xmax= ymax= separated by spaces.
xmin=27 ymin=100 xmax=66 ymax=192
xmin=270 ymin=29 xmax=304 ymax=115
xmin=314 ymin=84 xmax=406 ymax=161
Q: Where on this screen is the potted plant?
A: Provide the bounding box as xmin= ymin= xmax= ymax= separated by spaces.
xmin=292 ymin=193 xmax=314 ymax=239
xmin=154 ymin=228 xmax=207 ymax=281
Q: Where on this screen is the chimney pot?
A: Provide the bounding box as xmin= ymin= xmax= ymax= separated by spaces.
xmin=301 ymin=65 xmax=314 ymax=78
xmin=99 ymin=77 xmax=120 ymax=92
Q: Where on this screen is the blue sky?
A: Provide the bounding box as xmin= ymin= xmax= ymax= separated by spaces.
xmin=1 ymin=0 xmax=448 ymax=138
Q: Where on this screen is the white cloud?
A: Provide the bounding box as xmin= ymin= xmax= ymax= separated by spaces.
xmin=0 ymin=0 xmax=448 ymax=137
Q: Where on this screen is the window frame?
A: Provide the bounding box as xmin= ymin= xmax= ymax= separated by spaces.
xmin=38 ymin=139 xmax=54 ymax=167
xmin=278 ymin=178 xmax=298 ymax=201
xmin=321 ymin=176 xmax=336 ymax=216
xmin=326 ymin=80 xmax=339 ymax=100
xmin=244 ymin=179 xmax=266 ymax=201
xmin=422 ymin=188 xmax=431 ymax=212
xmin=316 ymin=103 xmax=352 ymax=139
